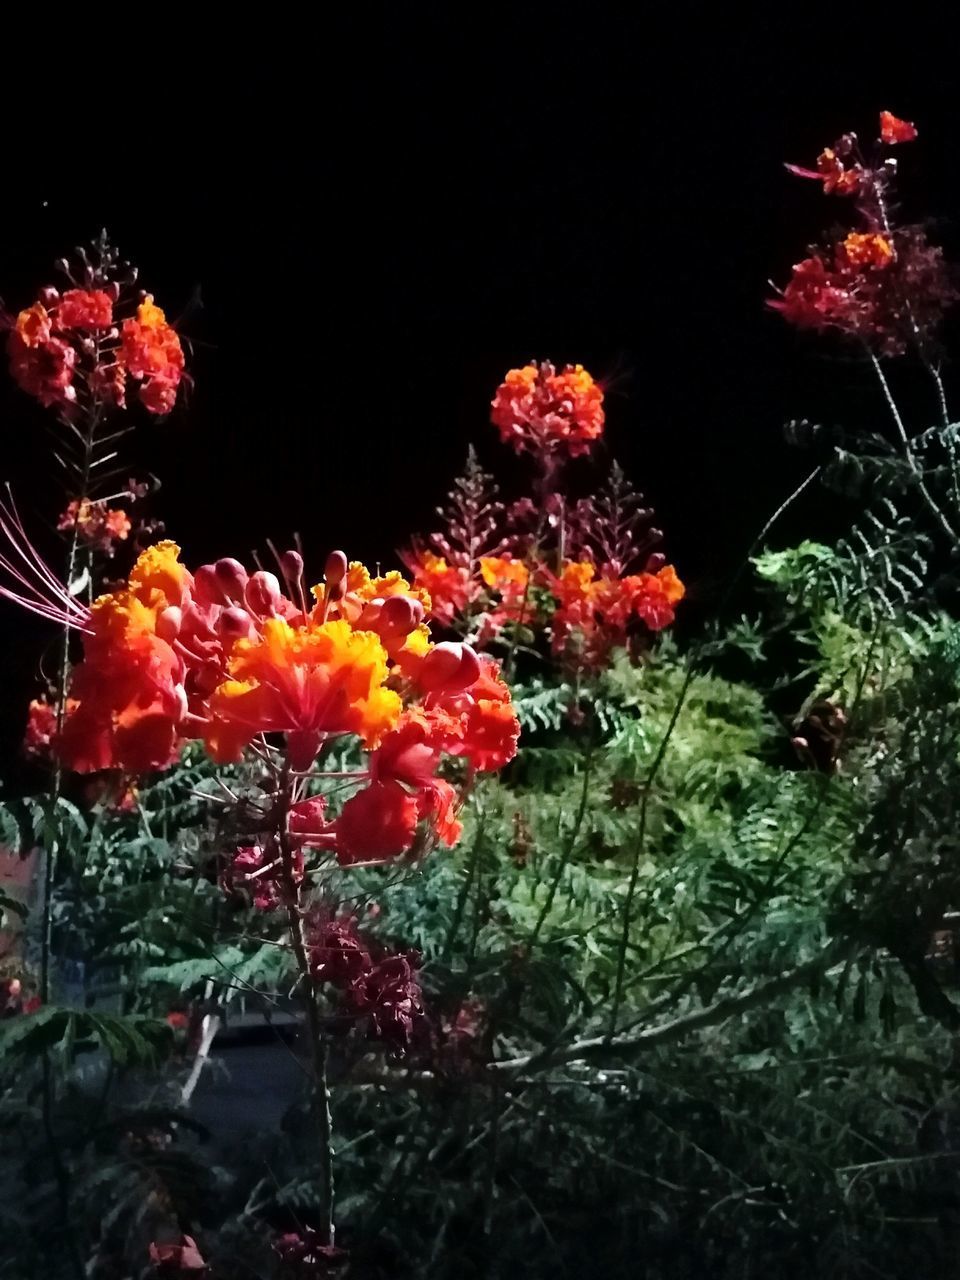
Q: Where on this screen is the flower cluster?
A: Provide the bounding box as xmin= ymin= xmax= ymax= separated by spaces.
xmin=491 ymin=361 xmax=605 ymax=457
xmin=771 ymin=110 xmax=956 ymax=354
xmin=402 ymin=444 xmax=684 ymax=674
xmin=42 ymin=542 xmax=517 ymax=865
xmin=309 ymin=908 xmax=424 ymax=1053
xmin=549 ymin=559 xmax=685 ymax=667
xmin=6 ymin=241 xmax=185 ymax=417
xmin=57 ymin=498 xmax=132 ymax=553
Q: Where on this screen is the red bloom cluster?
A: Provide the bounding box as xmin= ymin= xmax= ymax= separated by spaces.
xmin=771 ymin=227 xmax=955 ymax=355
xmin=491 ymin=361 xmax=605 ymax=457
xmin=309 ymin=909 xmax=424 ymax=1053
xmin=58 ymin=498 xmax=131 ymax=553
xmin=773 ymin=110 xmax=956 ymax=354
xmin=120 ymin=296 xmax=185 ymax=414
xmin=35 ymin=540 xmax=518 ymax=866
xmin=407 ymin=543 xmax=685 ymax=673
xmin=550 ymin=559 xmax=685 ymax=667
xmin=6 ymin=272 xmax=185 ymax=417
xmin=220 ymin=841 xmax=305 ymax=910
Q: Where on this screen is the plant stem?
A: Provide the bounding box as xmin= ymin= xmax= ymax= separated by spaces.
xmin=868 ymin=351 xmax=957 ymax=541
xmin=276 ymin=765 xmax=336 ymax=1248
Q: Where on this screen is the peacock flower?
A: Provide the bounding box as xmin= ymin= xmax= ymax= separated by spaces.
xmin=429 ymin=656 xmax=520 ymax=773
xmin=404 ymin=550 xmax=477 ymax=624
xmin=120 ymin=295 xmax=185 ymax=415
xmin=491 ymin=361 xmax=605 ymax=457
xmin=204 ymin=617 xmax=402 ymax=769
xmin=58 ymin=499 xmax=132 ymax=553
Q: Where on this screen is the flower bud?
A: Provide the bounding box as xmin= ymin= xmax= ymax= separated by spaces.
xmin=39 ymin=287 xmax=59 ymax=306
xmin=219 ymin=606 xmax=252 ymax=638
xmin=155 ymin=605 xmax=183 ymax=643
xmin=280 ymin=549 xmax=304 ymax=584
xmin=193 ymin=564 xmax=223 ymax=606
xmin=324 ymin=550 xmax=348 ymax=587
xmin=215 ymin=557 xmax=249 ymax=600
xmin=245 ymin=570 xmax=282 ymax=618
xmin=644 ymin=552 xmax=666 ymax=573
xmin=380 ymin=594 xmax=419 ymax=636
xmin=419 ymin=641 xmax=482 ymax=693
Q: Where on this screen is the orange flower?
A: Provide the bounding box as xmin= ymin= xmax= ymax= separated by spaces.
xmin=406 ymin=550 xmax=476 ymax=623
xmin=838 ymin=232 xmax=894 ymax=269
xmin=57 ymin=499 xmax=131 ymax=551
xmin=491 ymin=361 xmax=605 ymax=456
xmin=204 ymin=617 xmax=401 ymax=768
xmin=57 ymin=543 xmax=193 ymax=773
xmin=120 ymin=295 xmax=185 ymax=415
xmin=14 ymin=303 xmax=52 ymax=348
xmin=880 ymin=111 xmax=917 ymax=144
xmin=479 ymin=555 xmax=529 ymax=595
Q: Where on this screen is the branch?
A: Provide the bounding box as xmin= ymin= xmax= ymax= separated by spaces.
xmin=493 ymin=940 xmax=848 ymax=1077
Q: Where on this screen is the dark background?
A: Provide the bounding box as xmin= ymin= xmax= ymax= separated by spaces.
xmin=2 ymin=24 xmax=959 ymax=773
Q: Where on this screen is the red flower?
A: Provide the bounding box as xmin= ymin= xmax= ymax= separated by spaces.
xmin=491 ymin=361 xmax=605 ymax=457
xmin=148 ymin=1235 xmax=206 ymax=1272
xmin=404 ymin=550 xmax=477 ymax=624
xmin=785 ymin=147 xmax=862 ymax=197
xmin=120 ymin=296 xmax=185 ymax=415
xmin=335 ymin=780 xmax=419 ymax=864
xmin=433 ymin=656 xmax=520 ymax=773
xmin=880 ymin=110 xmax=918 ymax=144
xmin=165 ymin=1010 xmax=190 ymax=1031
xmin=58 ymin=289 xmax=114 ymax=329
xmin=7 ymin=329 xmax=77 ymax=407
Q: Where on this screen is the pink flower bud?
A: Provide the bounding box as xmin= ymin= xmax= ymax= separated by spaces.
xmin=245 ymin=570 xmax=282 ymax=618
xmin=155 ymin=605 xmax=182 ymax=643
xmin=219 ymin=606 xmax=252 ymax=638
xmin=326 ymin=580 xmax=346 ymax=602
xmin=325 ymin=550 xmax=348 ymax=586
xmin=380 ymin=594 xmax=419 ymax=636
xmin=215 ymin=557 xmax=249 ymax=600
xmin=39 ymin=287 xmax=59 ymax=306
xmin=419 ymin=642 xmax=482 ymax=693
xmin=193 ymin=565 xmax=223 ymax=606
xmin=644 ymin=552 xmax=667 ymax=573
xmin=280 ymin=549 xmax=304 ymax=583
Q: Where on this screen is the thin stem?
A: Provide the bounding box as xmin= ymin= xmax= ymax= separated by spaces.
xmin=607 ymin=465 xmax=823 ymax=1037
xmin=276 ymin=764 xmax=336 ymax=1248
xmin=868 ymin=351 xmax=957 ymax=541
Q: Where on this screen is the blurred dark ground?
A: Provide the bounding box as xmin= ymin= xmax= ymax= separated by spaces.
xmin=2 ymin=21 xmax=960 ymax=776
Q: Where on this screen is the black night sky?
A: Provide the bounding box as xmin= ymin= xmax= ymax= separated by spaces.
xmin=2 ymin=25 xmax=959 ymax=773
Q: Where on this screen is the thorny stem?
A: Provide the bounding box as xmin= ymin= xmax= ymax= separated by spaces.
xmin=276 ymin=764 xmax=336 ymax=1248
xmin=868 ymin=351 xmax=957 ymax=541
